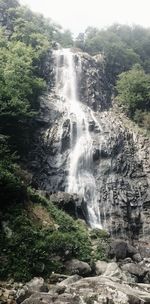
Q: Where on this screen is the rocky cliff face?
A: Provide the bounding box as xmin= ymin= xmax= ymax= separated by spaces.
xmin=28 ymin=49 xmax=150 ymax=241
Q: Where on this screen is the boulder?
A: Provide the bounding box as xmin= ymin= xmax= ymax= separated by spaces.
xmin=21 ymin=275 xmax=150 ymax=304
xmin=109 ymin=240 xmax=137 ymax=260
xmin=58 ymin=274 xmax=81 ymax=286
xmin=121 ymin=263 xmax=147 ymax=282
xmin=144 ymin=271 xmax=150 ymax=284
xmin=103 ymin=262 xmax=125 ymax=280
xmin=132 ymin=253 xmax=142 ymax=263
xmin=138 ymin=242 xmax=150 ymax=258
xmin=21 ymin=292 xmax=78 ymax=304
xmin=16 ymin=277 xmax=48 ymax=303
xmin=26 ymin=277 xmax=48 ymax=293
xmin=64 ymin=259 xmax=91 ymax=276
xmin=120 ymin=257 xmax=132 ymax=265
xmin=95 ymin=260 xmax=108 ymax=275
xmin=48 ymin=273 xmax=69 ymax=284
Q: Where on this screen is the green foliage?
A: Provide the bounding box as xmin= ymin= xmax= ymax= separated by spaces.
xmin=109 ymin=24 xmax=150 ymax=73
xmin=75 ymin=32 xmax=85 ymax=50
xmin=0 ymin=33 xmax=46 ymax=122
xmin=0 ymin=0 xmax=19 ymax=6
xmin=116 ymin=65 xmax=150 ymax=114
xmin=0 ymin=136 xmax=27 ymax=206
xmin=75 ymin=24 xmax=150 ymax=130
xmin=89 ymin=229 xmax=110 ymax=262
xmin=55 ymin=29 xmax=73 ymax=48
xmin=0 ymin=0 xmax=73 ymax=205
xmin=90 ymin=228 xmax=110 ymax=240
xmin=0 ymin=0 xmax=73 ymax=149
xmin=134 ymin=110 xmax=150 ymax=130
xmin=94 ymin=24 xmax=150 ymax=130
xmin=0 ymin=0 xmax=107 ymax=283
xmin=104 ymin=44 xmax=140 ymax=85
xmin=76 ymin=24 xmax=150 ymax=85
xmin=29 ymin=190 xmax=92 ymax=260
xmin=93 ymin=241 xmax=109 ymax=261
xmin=0 ymin=191 xmax=92 ymax=281
xmin=0 ymin=0 xmax=72 ymax=129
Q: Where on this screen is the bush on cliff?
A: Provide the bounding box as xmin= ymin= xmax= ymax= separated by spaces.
xmin=116 ymin=64 xmax=150 ymax=127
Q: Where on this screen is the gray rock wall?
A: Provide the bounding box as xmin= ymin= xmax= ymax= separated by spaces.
xmin=28 ymin=50 xmax=150 ymax=241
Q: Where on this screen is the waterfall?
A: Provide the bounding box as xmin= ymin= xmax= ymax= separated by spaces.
xmin=54 ymin=48 xmax=101 ymax=228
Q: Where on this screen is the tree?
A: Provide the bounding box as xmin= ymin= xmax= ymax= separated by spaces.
xmin=75 ymin=32 xmax=85 ymax=50
xmin=82 ymin=26 xmax=140 ymax=85
xmin=54 ymin=29 xmax=73 ymax=47
xmin=0 ymin=0 xmax=20 ymax=33
xmin=104 ymin=43 xmax=140 ymax=85
xmin=116 ymin=65 xmax=150 ymax=115
xmin=0 ymin=40 xmax=45 ymax=122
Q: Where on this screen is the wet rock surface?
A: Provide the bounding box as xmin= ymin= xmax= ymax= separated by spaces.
xmin=109 ymin=240 xmax=137 ymax=261
xmin=27 ymin=49 xmax=150 ymax=240
xmin=49 ymin=192 xmax=87 ymax=220
xmin=79 ymin=52 xmax=112 ymax=111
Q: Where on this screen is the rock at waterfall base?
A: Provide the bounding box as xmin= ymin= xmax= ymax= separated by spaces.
xmin=64 ymin=259 xmax=92 ymax=276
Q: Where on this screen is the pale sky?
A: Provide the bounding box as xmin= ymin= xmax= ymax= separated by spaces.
xmin=20 ymin=0 xmax=150 ymax=36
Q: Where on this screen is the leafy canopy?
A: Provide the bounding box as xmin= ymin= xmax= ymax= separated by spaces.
xmin=116 ymin=64 xmax=150 ymax=114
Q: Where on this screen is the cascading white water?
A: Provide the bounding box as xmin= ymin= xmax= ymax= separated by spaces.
xmin=54 ymin=48 xmax=101 ymax=228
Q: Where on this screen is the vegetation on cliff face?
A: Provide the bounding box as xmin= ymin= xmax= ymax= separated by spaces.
xmin=75 ymin=25 xmax=150 ymax=128
xmin=0 ymin=1 xmax=107 ymax=279
xmin=0 ymin=1 xmax=88 ymax=282
xmin=116 ymin=64 xmax=150 ymax=129
xmin=76 ymin=24 xmax=150 ymax=76
xmin=0 ymin=189 xmax=110 ymax=281
xmin=0 ymin=0 xmax=73 ymax=206
xmin=0 ymin=0 xmax=73 ymax=130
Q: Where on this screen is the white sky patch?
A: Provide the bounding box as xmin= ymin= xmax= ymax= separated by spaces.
xmin=20 ymin=0 xmax=150 ymax=36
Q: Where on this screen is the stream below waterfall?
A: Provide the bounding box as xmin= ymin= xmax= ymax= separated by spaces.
xmin=54 ymin=48 xmax=102 ymax=228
